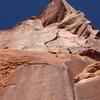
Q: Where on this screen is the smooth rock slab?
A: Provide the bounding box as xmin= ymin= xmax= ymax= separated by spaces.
xmin=74 ymin=76 xmax=100 ymax=100
xmin=0 ymin=64 xmax=74 ymax=100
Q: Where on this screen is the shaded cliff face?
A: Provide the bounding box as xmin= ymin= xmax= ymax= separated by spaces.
xmin=0 ymin=0 xmax=100 ymax=100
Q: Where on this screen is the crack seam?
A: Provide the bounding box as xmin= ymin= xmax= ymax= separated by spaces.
xmin=44 ymin=30 xmax=60 ymax=47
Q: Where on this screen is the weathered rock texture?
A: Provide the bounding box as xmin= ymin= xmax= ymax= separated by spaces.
xmin=0 ymin=0 xmax=100 ymax=100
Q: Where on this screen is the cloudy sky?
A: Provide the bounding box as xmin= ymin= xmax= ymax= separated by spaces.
xmin=0 ymin=0 xmax=99 ymax=29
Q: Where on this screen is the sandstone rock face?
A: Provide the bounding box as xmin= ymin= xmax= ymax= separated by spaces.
xmin=0 ymin=50 xmax=74 ymax=100
xmin=0 ymin=0 xmax=99 ymax=53
xmin=74 ymin=76 xmax=100 ymax=100
xmin=0 ymin=0 xmax=100 ymax=100
xmin=74 ymin=62 xmax=100 ymax=83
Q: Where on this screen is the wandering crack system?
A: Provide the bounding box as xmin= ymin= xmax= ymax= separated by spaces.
xmin=44 ymin=30 xmax=60 ymax=47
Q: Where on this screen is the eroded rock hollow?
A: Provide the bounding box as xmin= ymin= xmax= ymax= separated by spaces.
xmin=0 ymin=0 xmax=100 ymax=100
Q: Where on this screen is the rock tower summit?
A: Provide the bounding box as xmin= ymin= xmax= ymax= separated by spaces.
xmin=0 ymin=0 xmax=99 ymax=53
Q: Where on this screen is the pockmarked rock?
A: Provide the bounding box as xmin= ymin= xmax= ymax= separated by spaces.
xmin=0 ymin=49 xmax=74 ymax=100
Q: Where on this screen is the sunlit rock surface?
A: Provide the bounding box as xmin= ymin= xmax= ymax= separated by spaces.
xmin=0 ymin=0 xmax=100 ymax=100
